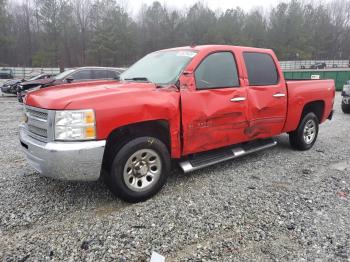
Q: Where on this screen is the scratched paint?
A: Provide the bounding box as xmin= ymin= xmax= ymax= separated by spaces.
xmin=181 ymin=86 xmax=249 ymax=155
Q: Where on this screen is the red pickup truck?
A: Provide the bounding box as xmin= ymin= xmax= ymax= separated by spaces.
xmin=20 ymin=45 xmax=335 ymax=202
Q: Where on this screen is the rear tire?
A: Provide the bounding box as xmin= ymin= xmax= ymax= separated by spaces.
xmin=289 ymin=112 xmax=319 ymax=151
xmin=107 ymin=136 xmax=170 ymax=203
xmin=341 ymin=101 xmax=350 ymax=114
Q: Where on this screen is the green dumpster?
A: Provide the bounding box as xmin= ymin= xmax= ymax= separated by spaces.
xmin=283 ymin=69 xmax=350 ymax=91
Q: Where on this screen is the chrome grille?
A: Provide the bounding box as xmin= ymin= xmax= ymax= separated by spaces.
xmin=28 ymin=125 xmax=48 ymax=137
xmin=26 ymin=108 xmax=48 ymax=120
xmin=25 ymin=106 xmax=49 ymax=141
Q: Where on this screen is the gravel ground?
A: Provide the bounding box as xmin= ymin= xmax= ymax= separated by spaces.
xmin=0 ymin=93 xmax=349 ymax=261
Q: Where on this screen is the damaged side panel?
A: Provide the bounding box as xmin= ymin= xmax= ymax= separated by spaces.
xmin=67 ymin=87 xmax=182 ymax=158
xmin=245 ymin=86 xmax=287 ymax=138
xmin=181 ymin=87 xmax=249 ymax=155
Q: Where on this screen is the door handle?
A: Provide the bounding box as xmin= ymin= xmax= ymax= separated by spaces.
xmin=230 ymin=97 xmax=246 ymax=102
xmin=273 ymin=93 xmax=286 ymax=98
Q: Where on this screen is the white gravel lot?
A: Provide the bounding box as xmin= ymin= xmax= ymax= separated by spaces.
xmin=0 ymin=93 xmax=349 ymax=261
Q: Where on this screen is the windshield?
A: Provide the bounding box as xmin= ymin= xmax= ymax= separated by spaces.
xmin=28 ymin=74 xmax=44 ymax=81
xmin=120 ymin=50 xmax=198 ymax=85
xmin=54 ymin=69 xmax=75 ymax=80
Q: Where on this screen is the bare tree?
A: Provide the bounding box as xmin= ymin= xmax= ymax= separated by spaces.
xmin=0 ymin=0 xmax=350 ymax=67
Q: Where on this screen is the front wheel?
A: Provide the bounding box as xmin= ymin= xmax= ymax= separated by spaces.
xmin=289 ymin=112 xmax=319 ymax=151
xmin=107 ymin=136 xmax=170 ymax=203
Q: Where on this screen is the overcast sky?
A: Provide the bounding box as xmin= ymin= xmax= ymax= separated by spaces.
xmin=14 ymin=0 xmax=331 ymax=15
xmin=132 ymin=0 xmax=280 ymax=10
xmin=122 ymin=0 xmax=333 ymax=17
xmin=124 ymin=0 xmax=286 ymax=15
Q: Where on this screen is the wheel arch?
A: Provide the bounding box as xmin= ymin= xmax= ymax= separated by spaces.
xmin=101 ymin=119 xmax=170 ymax=172
xmin=283 ymin=99 xmax=326 ymax=133
xmin=301 ymin=100 xmax=325 ymax=123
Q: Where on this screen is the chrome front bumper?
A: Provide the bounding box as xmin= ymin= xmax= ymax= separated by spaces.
xmin=19 ymin=124 xmax=106 ymax=181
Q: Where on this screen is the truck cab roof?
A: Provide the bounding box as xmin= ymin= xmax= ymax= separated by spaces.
xmin=162 ymin=44 xmax=274 ymax=54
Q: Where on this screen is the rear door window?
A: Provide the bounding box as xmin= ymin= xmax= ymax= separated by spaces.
xmin=243 ymin=52 xmax=279 ymax=86
xmin=195 ymin=52 xmax=239 ymax=89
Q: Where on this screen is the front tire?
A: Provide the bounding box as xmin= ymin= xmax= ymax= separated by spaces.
xmin=108 ymin=136 xmax=170 ymax=203
xmin=341 ymin=101 xmax=350 ymax=114
xmin=289 ymin=112 xmax=319 ymax=151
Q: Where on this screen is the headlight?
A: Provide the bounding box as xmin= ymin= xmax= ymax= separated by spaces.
xmin=54 ymin=109 xmax=96 ymax=141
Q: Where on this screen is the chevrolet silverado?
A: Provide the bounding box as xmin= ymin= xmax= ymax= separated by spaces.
xmin=20 ymin=45 xmax=335 ymax=202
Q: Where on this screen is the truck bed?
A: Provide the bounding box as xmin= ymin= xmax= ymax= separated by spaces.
xmin=283 ymin=79 xmax=335 ymax=132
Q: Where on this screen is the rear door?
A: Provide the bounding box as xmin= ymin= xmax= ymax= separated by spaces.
xmin=181 ymin=51 xmax=249 ymax=155
xmin=243 ymin=52 xmax=287 ymax=138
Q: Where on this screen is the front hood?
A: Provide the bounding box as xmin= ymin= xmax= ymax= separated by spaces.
xmin=3 ymin=79 xmax=21 ymax=86
xmin=22 ymin=78 xmax=55 ymax=86
xmin=25 ymin=80 xmax=158 ymax=109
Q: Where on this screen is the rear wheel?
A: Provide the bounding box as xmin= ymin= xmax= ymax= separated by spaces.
xmin=289 ymin=112 xmax=319 ymax=151
xmin=341 ymin=101 xmax=350 ymax=114
xmin=107 ymin=136 xmax=170 ymax=203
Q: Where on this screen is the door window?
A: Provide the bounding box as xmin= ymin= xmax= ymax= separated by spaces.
xmin=107 ymin=70 xmax=119 ymax=79
xmin=93 ymin=70 xmax=108 ymax=79
xmin=195 ymin=52 xmax=239 ymax=89
xmin=70 ymin=70 xmax=92 ymax=80
xmin=243 ymin=52 xmax=279 ymax=86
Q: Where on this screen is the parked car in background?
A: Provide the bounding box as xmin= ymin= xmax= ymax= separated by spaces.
xmin=1 ymin=74 xmax=53 ymax=95
xmin=1 ymin=79 xmax=22 ymax=94
xmin=341 ymin=80 xmax=350 ymax=113
xmin=310 ymin=62 xmax=327 ymax=69
xmin=0 ymin=69 xmax=14 ymax=86
xmin=0 ymin=68 xmax=14 ymax=79
xmin=17 ymin=67 xmax=125 ymax=102
xmin=20 ymin=45 xmax=335 ymax=202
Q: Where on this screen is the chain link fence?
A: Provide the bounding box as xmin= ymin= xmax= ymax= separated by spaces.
xmin=280 ymin=60 xmax=350 ymax=71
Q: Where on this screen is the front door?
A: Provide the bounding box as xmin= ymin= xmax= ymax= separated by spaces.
xmin=181 ymin=51 xmax=249 ymax=155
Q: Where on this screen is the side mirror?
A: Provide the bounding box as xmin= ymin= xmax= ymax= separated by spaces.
xmin=113 ymin=75 xmax=120 ymax=81
xmin=66 ymin=77 xmax=74 ymax=83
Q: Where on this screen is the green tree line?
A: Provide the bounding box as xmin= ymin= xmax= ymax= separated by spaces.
xmin=0 ymin=0 xmax=349 ymax=67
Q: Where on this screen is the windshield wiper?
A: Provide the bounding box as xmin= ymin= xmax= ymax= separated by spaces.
xmin=124 ymin=77 xmax=150 ymax=82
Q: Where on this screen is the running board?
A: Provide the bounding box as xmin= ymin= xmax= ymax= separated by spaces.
xmin=179 ymin=138 xmax=277 ymax=173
